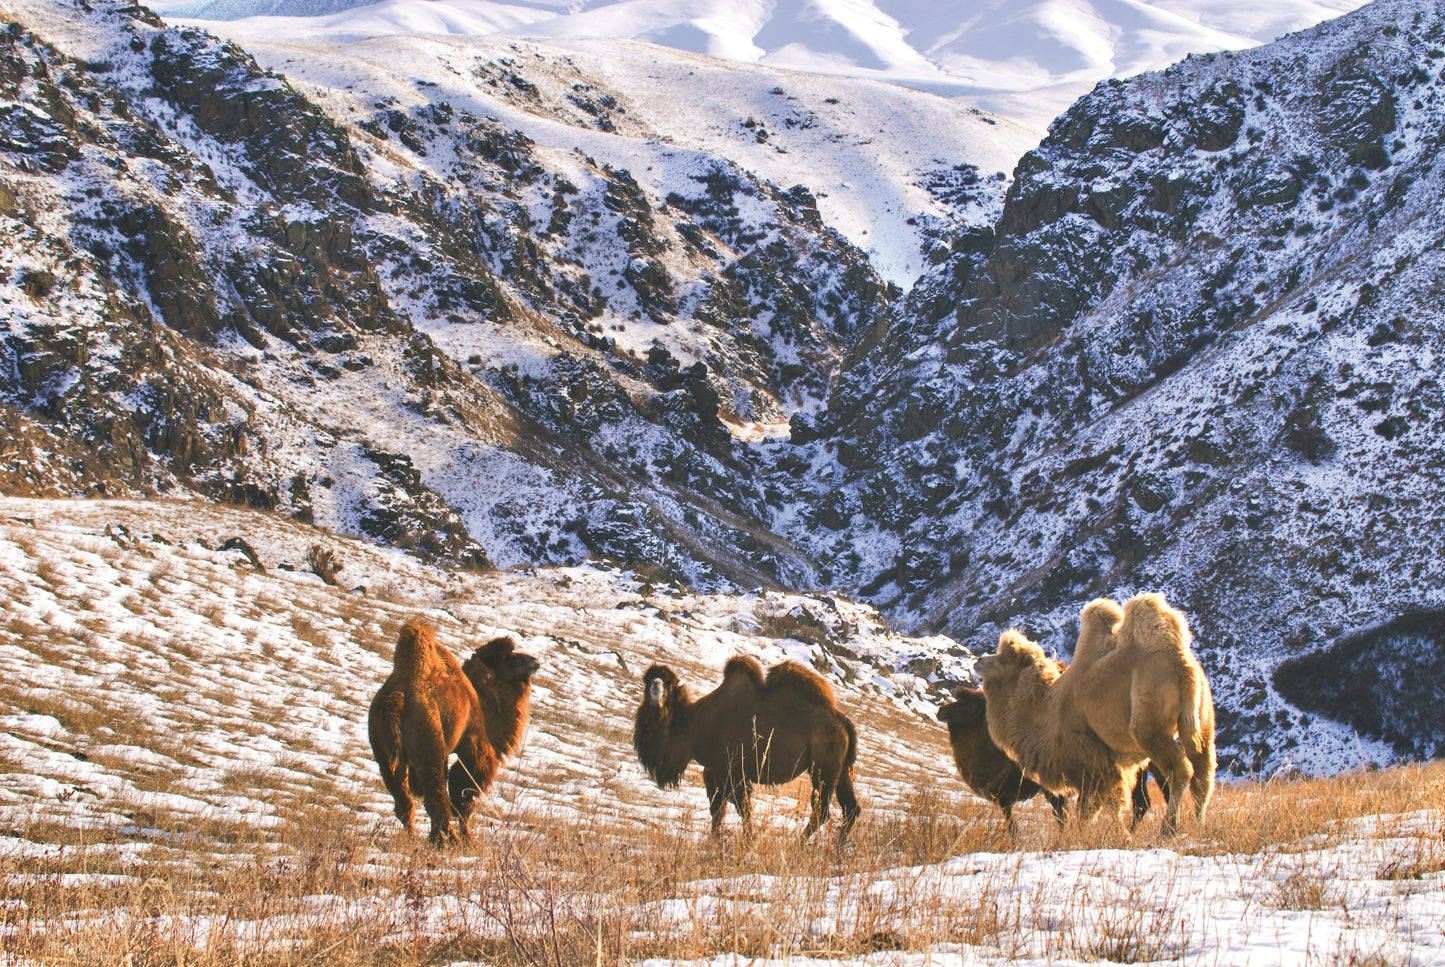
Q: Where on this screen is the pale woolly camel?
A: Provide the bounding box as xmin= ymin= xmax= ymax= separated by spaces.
xmin=976 ymin=592 xmax=1216 ymax=835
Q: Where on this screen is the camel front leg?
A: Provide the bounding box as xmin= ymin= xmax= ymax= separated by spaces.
xmin=729 ymin=779 xmax=755 ymax=839
xmin=703 ymin=768 xmax=729 ymax=836
xmin=804 ymin=763 xmax=832 ymax=839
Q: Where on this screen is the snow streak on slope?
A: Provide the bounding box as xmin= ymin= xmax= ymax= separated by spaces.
xmin=152 ymin=0 xmax=1373 ymax=129
xmin=144 ymin=26 xmax=1035 ymax=287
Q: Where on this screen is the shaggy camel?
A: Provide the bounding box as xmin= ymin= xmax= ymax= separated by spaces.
xmin=368 ymin=620 xmax=538 ymax=845
xmin=937 ymin=687 xmax=1160 ymax=834
xmin=976 ymin=593 xmax=1215 ymax=835
xmin=447 ymin=635 xmax=541 ymax=822
xmin=937 ymin=686 xmax=1067 ymax=833
xmin=633 ymin=656 xmax=860 ymax=839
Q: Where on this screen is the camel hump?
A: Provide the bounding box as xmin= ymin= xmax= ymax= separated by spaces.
xmin=394 ymin=619 xmax=439 ymax=672
xmin=723 ymin=655 xmax=766 ymax=690
xmin=1080 ymin=598 xmax=1124 ymax=634
xmin=764 ymin=660 xmax=835 ymax=704
xmin=1072 ymin=597 xmax=1124 ymax=667
xmin=1119 ymin=592 xmax=1192 ymax=656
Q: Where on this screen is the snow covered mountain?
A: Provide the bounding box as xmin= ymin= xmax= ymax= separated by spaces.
xmin=789 ymin=0 xmax=1445 ymax=770
xmin=151 ymin=0 xmax=1371 ymax=129
xmin=1 ymin=0 xmax=1440 ymax=775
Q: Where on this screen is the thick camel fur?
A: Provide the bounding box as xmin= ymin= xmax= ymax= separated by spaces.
xmin=368 ymin=621 xmax=538 ymax=845
xmin=633 ymin=656 xmax=861 ymax=840
xmin=977 ymin=593 xmax=1216 ymax=835
xmin=938 ymin=686 xmax=1161 ymax=835
xmin=937 ymin=686 xmax=1067 ymax=833
xmin=447 ymin=636 xmax=541 ymax=822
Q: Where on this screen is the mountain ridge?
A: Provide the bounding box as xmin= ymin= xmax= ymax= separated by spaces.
xmin=1 ymin=0 xmax=1441 ymax=774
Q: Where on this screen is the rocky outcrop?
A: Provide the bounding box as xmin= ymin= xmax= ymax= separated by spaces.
xmin=790 ymin=0 xmax=1445 ymax=771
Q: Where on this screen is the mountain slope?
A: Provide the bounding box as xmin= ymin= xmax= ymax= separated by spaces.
xmin=151 ymin=0 xmax=1372 ymax=128
xmin=796 ymin=0 xmax=1445 ymax=771
xmin=5 ymin=0 xmax=1010 ymax=591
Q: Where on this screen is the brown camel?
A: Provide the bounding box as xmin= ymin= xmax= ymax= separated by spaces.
xmin=937 ymin=686 xmax=1161 ymax=835
xmin=448 ymin=636 xmax=540 ymax=817
xmin=976 ymin=593 xmax=1215 ymax=835
xmin=368 ymin=620 xmax=538 ymax=845
xmin=633 ymin=656 xmax=860 ymax=839
xmin=937 ymin=686 xmax=1067 ymax=834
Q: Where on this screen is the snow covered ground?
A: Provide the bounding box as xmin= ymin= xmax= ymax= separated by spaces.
xmin=152 ymin=0 xmax=1373 ymax=131
xmin=0 ymin=496 xmax=1440 ymax=964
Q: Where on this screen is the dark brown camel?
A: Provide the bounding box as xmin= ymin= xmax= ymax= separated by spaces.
xmin=368 ymin=620 xmax=538 ymax=845
xmin=937 ymin=686 xmax=1163 ymax=835
xmin=633 ymin=656 xmax=860 ymax=840
xmin=937 ymin=686 xmax=1067 ymax=833
xmin=448 ymin=636 xmax=540 ymax=818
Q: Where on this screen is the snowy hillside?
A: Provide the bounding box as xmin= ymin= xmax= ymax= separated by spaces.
xmin=1 ymin=496 xmax=1441 ymax=966
xmin=2 ymin=0 xmax=1443 ymax=779
xmin=793 ymin=0 xmax=1445 ymax=772
xmin=152 ymin=0 xmax=1372 ymax=129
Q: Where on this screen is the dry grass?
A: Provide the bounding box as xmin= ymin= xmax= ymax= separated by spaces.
xmin=1 ymin=499 xmax=1440 ymax=966
xmin=0 ymin=762 xmax=1439 ymax=966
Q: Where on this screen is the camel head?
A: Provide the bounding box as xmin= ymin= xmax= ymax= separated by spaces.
xmin=976 ymin=629 xmax=1057 ymax=694
xmin=633 ymin=664 xmax=691 ymax=789
xmin=937 ymin=687 xmax=986 ymax=728
xmin=466 ymin=636 xmax=541 ymax=684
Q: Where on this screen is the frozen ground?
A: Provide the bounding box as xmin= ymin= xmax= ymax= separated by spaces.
xmin=0 ymin=496 xmax=1440 ymax=964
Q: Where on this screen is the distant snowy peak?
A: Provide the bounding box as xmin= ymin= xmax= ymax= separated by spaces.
xmin=154 ymin=0 xmax=1373 ymax=127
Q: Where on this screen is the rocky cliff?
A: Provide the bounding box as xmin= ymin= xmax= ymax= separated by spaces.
xmin=793 ymin=0 xmax=1445 ymax=770
xmin=2 ymin=0 xmax=1441 ymax=773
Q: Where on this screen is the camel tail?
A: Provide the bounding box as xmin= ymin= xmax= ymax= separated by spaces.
xmin=373 ymin=690 xmax=406 ymax=770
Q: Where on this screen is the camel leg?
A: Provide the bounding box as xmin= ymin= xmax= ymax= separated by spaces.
xmin=1188 ymin=734 xmax=1216 ymax=824
xmin=375 ymin=752 xmax=414 ymax=832
xmin=804 ymin=763 xmax=832 ymax=838
xmin=1045 ymin=791 xmax=1068 ymax=828
xmin=1129 ymin=769 xmax=1152 ymax=830
xmin=703 ymin=768 xmax=729 ymax=836
xmin=1000 ymin=802 xmax=1017 ymax=842
xmin=833 ymin=766 xmax=860 ymax=839
xmin=408 ymin=736 xmax=456 ymax=846
xmin=730 ymin=779 xmax=754 ymax=838
xmin=448 ymin=731 xmax=499 ymax=844
xmin=1136 ymin=734 xmax=1192 ymax=836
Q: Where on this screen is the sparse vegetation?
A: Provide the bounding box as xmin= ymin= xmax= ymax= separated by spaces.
xmin=0 ymin=500 xmax=1440 ymax=966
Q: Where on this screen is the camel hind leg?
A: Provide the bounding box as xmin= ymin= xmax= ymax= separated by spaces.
xmin=1134 ymin=732 xmax=1191 ymax=836
xmin=376 ymin=755 xmax=414 ymax=831
xmin=703 ymin=767 xmax=729 ymax=836
xmin=369 ymin=695 xmax=415 ymax=831
xmin=833 ymin=765 xmax=860 ymax=839
xmin=1187 ymin=723 xmax=1216 ymax=824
